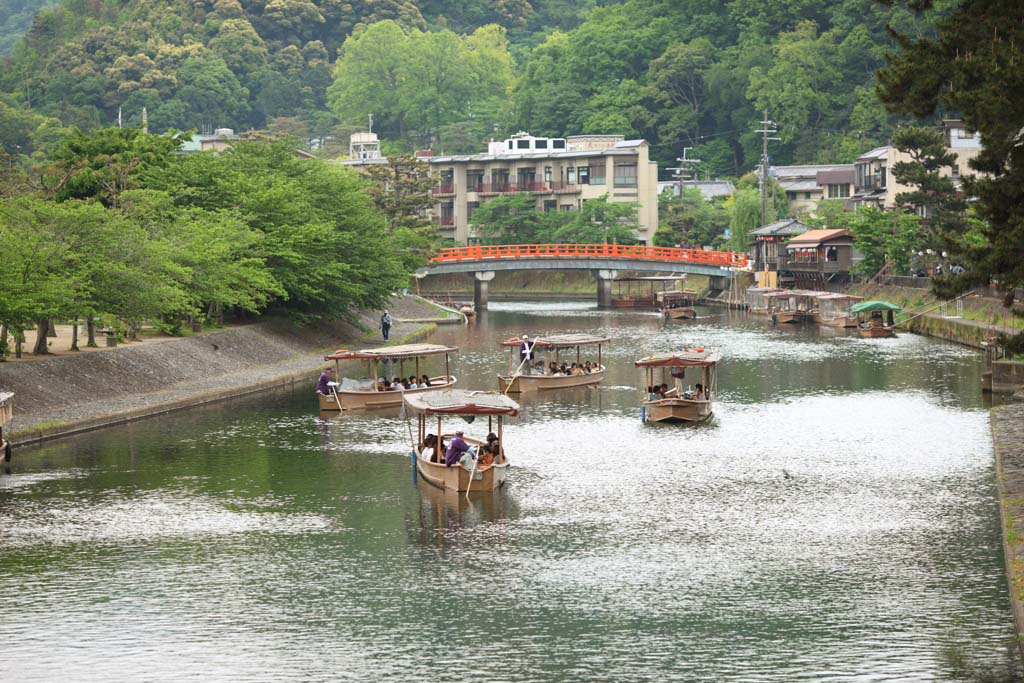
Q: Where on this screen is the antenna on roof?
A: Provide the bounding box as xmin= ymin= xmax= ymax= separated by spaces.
xmin=368 ymin=114 xmax=373 ymax=134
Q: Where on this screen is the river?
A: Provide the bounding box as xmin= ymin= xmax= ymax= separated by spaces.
xmin=0 ymin=303 xmax=1018 ymax=682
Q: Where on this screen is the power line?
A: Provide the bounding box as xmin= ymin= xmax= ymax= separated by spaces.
xmin=754 ymin=109 xmax=780 ymax=227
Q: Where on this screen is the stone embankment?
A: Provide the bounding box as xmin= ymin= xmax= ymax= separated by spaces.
xmin=993 ymin=404 xmax=1024 ymax=652
xmin=0 ymin=296 xmax=449 ymax=446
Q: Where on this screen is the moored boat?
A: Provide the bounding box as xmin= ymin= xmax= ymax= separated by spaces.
xmin=611 ymin=275 xmax=687 ymax=308
xmin=406 ymin=390 xmax=519 ymax=493
xmin=852 ymin=300 xmax=900 ymax=338
xmin=812 ymin=293 xmax=862 ymax=327
xmin=636 ymin=348 xmax=720 ymax=424
xmin=0 ymin=392 xmax=12 ymax=462
xmin=498 ymin=334 xmax=608 ymax=393
xmin=318 ymin=343 xmax=458 ymax=410
xmin=745 ymin=286 xmax=783 ymax=316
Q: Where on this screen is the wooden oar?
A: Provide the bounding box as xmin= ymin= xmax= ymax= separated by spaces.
xmin=331 ymin=385 xmax=344 ymax=412
xmin=465 ymin=449 xmax=478 ymax=500
xmin=503 ymin=338 xmax=538 ymax=396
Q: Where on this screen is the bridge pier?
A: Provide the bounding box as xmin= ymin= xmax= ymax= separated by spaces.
xmin=473 ymin=271 xmax=495 ymax=311
xmin=593 ymin=269 xmax=618 ymax=308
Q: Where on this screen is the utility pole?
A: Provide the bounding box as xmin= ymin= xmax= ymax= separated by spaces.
xmin=755 ymin=109 xmax=779 ymax=227
xmin=666 ymin=147 xmax=700 ymax=199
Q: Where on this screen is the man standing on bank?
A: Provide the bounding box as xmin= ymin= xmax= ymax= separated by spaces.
xmin=380 ymin=310 xmax=392 ymax=341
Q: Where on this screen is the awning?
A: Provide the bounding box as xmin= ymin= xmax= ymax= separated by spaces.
xmin=851 ymin=300 xmax=901 ymax=313
xmin=403 ymin=390 xmax=520 ymax=416
xmin=325 ymin=343 xmax=458 ymax=361
xmin=500 ymin=334 xmax=610 ymax=348
xmin=635 ymin=348 xmax=721 ymax=368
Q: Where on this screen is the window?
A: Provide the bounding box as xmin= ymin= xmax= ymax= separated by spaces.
xmin=552 ymin=139 xmax=566 ymax=149
xmin=517 ymin=139 xmax=530 ymax=149
xmin=577 ymin=166 xmax=590 ymax=185
xmin=560 ymin=204 xmax=575 ymax=211
xmin=804 ymin=192 xmax=812 ymax=200
xmin=878 ymin=166 xmax=887 ymax=189
xmin=589 ymin=164 xmax=606 ymax=184
xmin=614 ymin=163 xmax=637 ymax=187
xmin=439 ymin=202 xmax=454 ymax=226
xmin=535 ymin=139 xmax=548 ymax=149
xmin=467 ymin=201 xmax=480 ymax=221
xmin=951 ymin=165 xmax=960 ymax=179
xmin=567 ymin=167 xmax=576 ymax=184
xmin=856 ymin=163 xmax=871 ymax=189
xmin=467 ymin=170 xmax=484 ymax=192
xmin=543 ymin=199 xmax=556 ymax=212
xmin=828 ymin=184 xmax=850 ymax=199
xmin=544 ymin=166 xmax=552 ymax=183
xmin=507 ymin=140 xmax=513 ymax=150
xmin=787 ymin=192 xmax=796 ymax=200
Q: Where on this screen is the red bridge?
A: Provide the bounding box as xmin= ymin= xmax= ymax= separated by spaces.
xmin=421 ymin=243 xmax=748 ymax=310
xmin=430 ymin=243 xmax=747 ymax=268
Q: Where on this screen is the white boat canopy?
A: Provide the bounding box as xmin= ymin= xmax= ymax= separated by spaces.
xmin=403 ymin=390 xmax=520 ymax=416
xmin=635 ymin=348 xmax=721 ymax=367
xmin=324 ymin=343 xmax=458 ymax=361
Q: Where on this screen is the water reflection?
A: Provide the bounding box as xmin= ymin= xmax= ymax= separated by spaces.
xmin=0 ymin=301 xmax=1015 ymax=682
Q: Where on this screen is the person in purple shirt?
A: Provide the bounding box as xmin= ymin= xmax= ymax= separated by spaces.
xmin=444 ymin=430 xmax=472 ymax=466
xmin=316 ymin=367 xmax=334 ymax=395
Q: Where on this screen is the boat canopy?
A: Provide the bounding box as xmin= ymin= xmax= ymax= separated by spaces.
xmin=851 ymin=300 xmax=901 ymax=313
xmin=656 ymin=290 xmax=696 ymax=301
xmin=403 ymin=390 xmax=520 ymax=416
xmin=635 ymin=348 xmax=721 ymax=368
xmin=500 ymin=333 xmax=610 ymax=348
xmin=324 ymin=343 xmax=458 ymax=361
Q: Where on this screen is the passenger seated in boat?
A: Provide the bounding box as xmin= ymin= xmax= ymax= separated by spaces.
xmin=584 ymin=361 xmax=593 ymax=374
xmin=694 ymin=383 xmax=706 ymax=400
xmin=571 ymin=363 xmax=585 ymax=376
xmin=421 ymin=374 xmax=432 ymax=387
xmin=549 ymin=363 xmax=560 ymax=375
xmin=559 ymin=363 xmax=569 ymax=375
xmin=380 ymin=379 xmax=391 ymax=391
xmin=664 ymin=385 xmax=679 ymax=397
xmin=408 ymin=377 xmax=418 ymax=389
xmin=420 ymin=434 xmax=437 ymax=461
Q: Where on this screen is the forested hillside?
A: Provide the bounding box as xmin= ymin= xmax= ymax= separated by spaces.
xmin=0 ymin=0 xmax=944 ymax=173
xmin=0 ymin=0 xmax=56 ymax=54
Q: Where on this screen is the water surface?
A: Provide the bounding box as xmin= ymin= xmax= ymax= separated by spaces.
xmin=0 ymin=303 xmax=1016 ymax=681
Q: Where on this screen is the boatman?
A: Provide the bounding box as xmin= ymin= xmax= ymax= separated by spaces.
xmin=519 ymin=335 xmax=534 ymax=375
xmin=380 ymin=310 xmax=393 ymax=341
xmin=316 ymin=367 xmax=334 ymax=396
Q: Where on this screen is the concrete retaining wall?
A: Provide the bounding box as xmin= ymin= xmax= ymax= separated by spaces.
xmin=993 ymin=404 xmax=1024 ymax=655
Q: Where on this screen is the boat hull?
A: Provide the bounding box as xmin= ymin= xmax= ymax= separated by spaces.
xmin=664 ymin=307 xmax=697 ymax=320
xmin=416 ymin=455 xmax=509 ymax=492
xmin=772 ymin=311 xmax=802 ymax=324
xmin=643 ymin=398 xmax=712 ymax=423
xmin=858 ymin=326 xmax=895 ymax=338
xmin=499 ymin=367 xmax=605 ymax=393
xmin=318 ymin=376 xmax=457 ymax=411
xmin=814 ymin=313 xmax=858 ymax=328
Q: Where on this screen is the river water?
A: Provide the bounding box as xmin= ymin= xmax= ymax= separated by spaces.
xmin=0 ymin=303 xmax=1019 ymax=682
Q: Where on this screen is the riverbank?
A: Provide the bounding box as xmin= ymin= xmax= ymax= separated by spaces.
xmin=2 ymin=296 xmax=446 ymax=446
xmin=993 ymin=403 xmax=1024 ymax=655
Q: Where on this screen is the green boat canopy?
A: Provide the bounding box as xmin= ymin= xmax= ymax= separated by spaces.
xmin=851 ymin=300 xmax=901 ymax=313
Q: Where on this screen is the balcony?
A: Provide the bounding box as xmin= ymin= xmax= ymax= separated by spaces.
xmin=550 ymin=181 xmax=581 ymax=194
xmin=780 ymin=256 xmax=848 ymax=273
xmin=432 ymin=183 xmax=455 ymax=198
xmin=476 ymin=182 xmax=517 ymax=196
xmin=434 ymin=214 xmax=455 ymax=228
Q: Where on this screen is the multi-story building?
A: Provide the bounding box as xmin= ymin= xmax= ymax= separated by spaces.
xmin=428 ymin=133 xmax=659 ymax=244
xmin=850 ymin=120 xmax=982 ymax=209
xmin=769 ymin=164 xmax=855 ymax=214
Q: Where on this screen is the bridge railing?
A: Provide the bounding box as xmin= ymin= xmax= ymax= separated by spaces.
xmin=430 ymin=243 xmax=748 ymax=268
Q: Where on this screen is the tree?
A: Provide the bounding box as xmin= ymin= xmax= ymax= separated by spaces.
xmin=541 ymin=196 xmax=639 ymax=244
xmin=362 ymin=154 xmax=437 ymax=233
xmin=877 ymin=0 xmax=1024 ymax=349
xmin=890 ymin=125 xmax=968 ymax=254
xmin=725 ymin=188 xmax=762 ymax=252
xmin=654 ymin=187 xmax=729 ymax=247
xmin=470 ymin=194 xmax=547 ymax=244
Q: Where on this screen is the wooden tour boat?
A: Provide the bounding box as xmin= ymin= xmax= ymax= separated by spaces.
xmin=812 ymin=293 xmax=862 ymax=328
xmin=658 ymin=290 xmax=698 ymax=320
xmin=406 ymin=390 xmax=519 ymax=493
xmin=0 ymin=392 xmax=12 ymax=462
xmin=636 ymin=348 xmax=720 ymax=424
xmin=745 ymin=286 xmax=783 ymax=316
xmin=498 ymin=333 xmax=608 ymax=393
xmin=318 ymin=343 xmax=458 ymax=411
xmin=852 ymin=300 xmax=900 ymax=338
xmin=611 ymin=275 xmax=687 ymax=309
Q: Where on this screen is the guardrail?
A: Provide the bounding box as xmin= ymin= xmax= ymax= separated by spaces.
xmin=429 ymin=243 xmax=748 ymax=267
